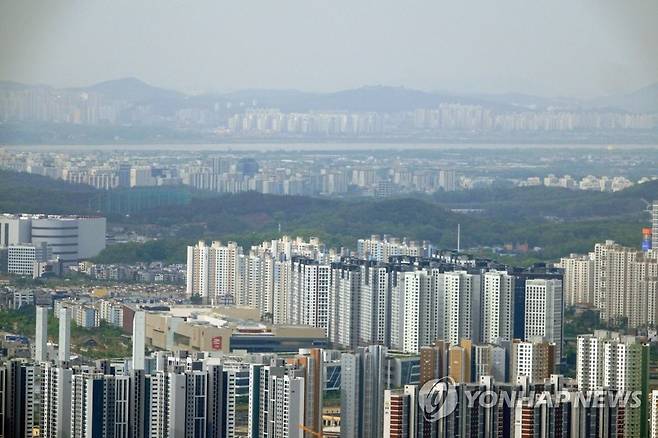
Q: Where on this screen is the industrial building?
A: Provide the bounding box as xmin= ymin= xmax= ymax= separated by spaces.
xmin=0 ymin=214 xmax=106 ymax=264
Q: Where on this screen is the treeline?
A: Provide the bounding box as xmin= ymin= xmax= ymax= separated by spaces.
xmin=2 ymin=169 xmax=650 ymax=264
xmin=96 ymin=192 xmax=644 ymax=264
xmin=431 ymin=182 xmax=656 ymax=222
xmin=0 ymin=169 xmax=96 ymax=214
xmin=93 ymin=239 xmax=189 ymax=264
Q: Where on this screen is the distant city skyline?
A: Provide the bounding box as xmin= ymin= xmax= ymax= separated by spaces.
xmin=1 ymin=0 xmax=657 ymax=98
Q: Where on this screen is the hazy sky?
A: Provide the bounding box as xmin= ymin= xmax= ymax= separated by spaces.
xmin=1 ymin=0 xmax=657 ymax=97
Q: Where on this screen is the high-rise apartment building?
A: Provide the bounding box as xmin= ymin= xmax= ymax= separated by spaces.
xmin=359 ymin=263 xmax=393 ymax=346
xmin=272 ymin=258 xmax=291 ymax=325
xmin=419 ymin=340 xmax=449 ymax=386
xmin=481 ymin=270 xmax=514 ymax=344
xmin=441 ymin=270 xmax=481 ymax=346
xmin=651 ymin=390 xmax=658 ymax=438
xmin=473 ymin=343 xmax=507 ymax=382
xmin=41 ymin=364 xmax=72 ymax=438
xmin=147 ymin=368 xmax=211 ymax=438
xmin=510 ymin=339 xmax=555 ymax=383
xmin=383 ymin=387 xmax=416 ymax=438
xmin=593 ymin=240 xmax=658 ymax=327
xmin=401 ymin=270 xmax=438 ymax=353
xmin=133 ymin=311 xmax=146 ymax=371
xmin=651 ymin=200 xmax=658 ymax=249
xmin=186 ymin=240 xmax=243 ymax=303
xmin=356 ymin=235 xmax=426 ymax=262
xmin=0 ymin=360 xmax=39 ymax=438
xmin=448 ymin=339 xmax=473 ymax=383
xmin=58 ymin=307 xmax=71 ymax=364
xmin=438 ymin=169 xmax=457 ymax=192
xmin=35 ymin=306 xmax=48 ymax=362
xmin=594 ymin=240 xmax=638 ymax=322
xmin=70 ymin=373 xmax=131 ymax=438
xmin=523 ymin=278 xmax=563 ymax=364
xmin=287 ymin=349 xmax=325 ymax=436
xmin=290 ymin=257 xmax=331 ymax=336
xmin=576 ymin=330 xmax=649 ymax=438
xmin=129 ymin=166 xmax=156 ymax=187
xmin=557 ymin=253 xmax=595 ymax=306
xmin=330 ymin=263 xmax=362 ymax=349
xmin=341 ymin=345 xmax=387 ymax=438
xmin=253 ymin=363 xmax=305 ymax=438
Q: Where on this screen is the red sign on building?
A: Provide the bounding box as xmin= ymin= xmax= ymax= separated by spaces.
xmin=211 ymin=336 xmax=222 ymax=350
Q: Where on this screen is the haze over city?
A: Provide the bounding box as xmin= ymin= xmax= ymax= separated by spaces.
xmin=1 ymin=0 xmax=658 ymax=97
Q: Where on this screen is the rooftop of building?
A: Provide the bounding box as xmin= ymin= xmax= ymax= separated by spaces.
xmin=145 ymin=305 xmax=325 ymax=337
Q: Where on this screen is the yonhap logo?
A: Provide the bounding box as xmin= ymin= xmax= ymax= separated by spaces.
xmin=418 ymin=376 xmax=458 ymax=422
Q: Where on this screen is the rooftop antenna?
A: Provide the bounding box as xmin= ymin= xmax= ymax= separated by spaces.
xmin=457 ymin=223 xmax=461 ymax=253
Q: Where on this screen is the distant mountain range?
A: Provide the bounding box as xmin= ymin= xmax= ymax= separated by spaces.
xmin=589 ymin=82 xmax=658 ymax=114
xmin=83 ymin=77 xmax=184 ymax=103
xmin=1 ymin=77 xmax=657 ymax=113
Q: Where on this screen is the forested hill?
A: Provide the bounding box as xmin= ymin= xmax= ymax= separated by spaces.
xmin=431 ymin=181 xmax=657 ymax=222
xmin=124 ymin=192 xmax=484 ymax=248
xmin=0 ymin=169 xmax=96 ymax=214
xmin=0 ymin=170 xmax=651 ymax=263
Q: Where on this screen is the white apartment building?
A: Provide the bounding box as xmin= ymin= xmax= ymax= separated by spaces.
xmin=35 ymin=306 xmax=48 ymax=362
xmin=75 ymin=306 xmax=97 ymax=328
xmin=272 ymin=259 xmax=291 ymax=325
xmin=70 ymin=373 xmax=131 ymax=438
xmin=653 ymin=200 xmax=658 ymax=250
xmin=392 ymin=268 xmax=482 ymax=352
xmin=356 ymin=235 xmax=425 ymax=262
xmin=186 ymin=240 xmax=243 ymax=303
xmin=238 ymin=254 xmax=264 ymax=308
xmin=330 ymin=264 xmax=361 ymax=349
xmin=441 ymin=270 xmax=481 ymax=346
xmin=401 ymin=270 xmax=438 ymax=354
xmin=594 ymin=241 xmax=638 ymax=322
xmin=222 ymin=362 xmax=251 ymax=437
xmin=288 ymin=258 xmax=331 ymax=336
xmin=98 ymin=300 xmax=124 ymax=327
xmin=577 ymin=330 xmax=647 ymax=392
xmin=255 ymin=365 xmax=305 ymax=438
xmin=557 ymin=253 xmax=595 ymax=306
xmin=169 ymin=371 xmax=208 ymax=437
xmin=41 ymin=364 xmax=73 ymax=438
xmin=361 ymin=265 xmax=392 ymax=346
xmin=58 ymin=308 xmax=71 ymax=364
xmin=524 ymin=278 xmax=563 ymax=364
xmin=576 ymin=330 xmax=648 ymax=438
xmin=593 ymin=240 xmax=658 ymax=327
xmin=481 ymin=270 xmax=514 ymax=344
xmin=148 ymin=372 xmax=170 ymax=438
